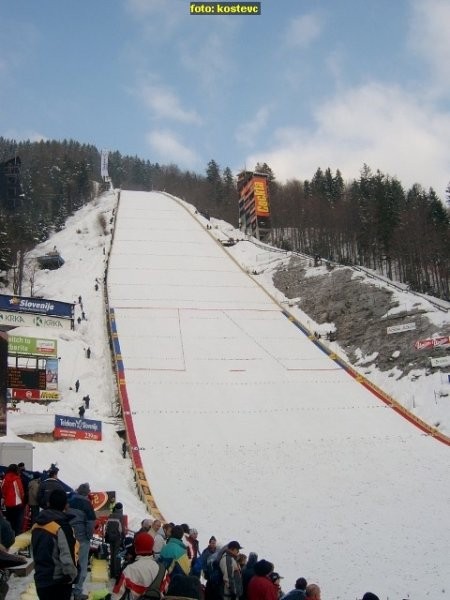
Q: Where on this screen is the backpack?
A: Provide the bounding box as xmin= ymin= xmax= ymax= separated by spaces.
xmin=138 ymin=563 xmax=166 ymax=599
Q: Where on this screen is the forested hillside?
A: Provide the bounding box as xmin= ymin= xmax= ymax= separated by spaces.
xmin=0 ymin=137 xmax=448 ymax=299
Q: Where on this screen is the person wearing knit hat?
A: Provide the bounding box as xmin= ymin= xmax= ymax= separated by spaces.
xmin=362 ymin=594 xmax=380 ymax=600
xmin=134 ymin=531 xmax=154 ymax=555
xmin=68 ymin=483 xmax=96 ymax=600
xmin=76 ymin=483 xmax=90 ymax=496
xmin=111 ymin=531 xmax=162 ymax=600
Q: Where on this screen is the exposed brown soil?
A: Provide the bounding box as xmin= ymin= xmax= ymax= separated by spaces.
xmin=272 ymin=257 xmax=450 ymax=377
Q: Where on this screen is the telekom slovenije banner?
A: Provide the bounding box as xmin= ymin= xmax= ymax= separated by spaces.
xmin=54 ymin=415 xmax=102 ymax=441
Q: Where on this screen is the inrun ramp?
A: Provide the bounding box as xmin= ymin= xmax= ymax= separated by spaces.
xmin=108 ymin=191 xmax=449 ymax=599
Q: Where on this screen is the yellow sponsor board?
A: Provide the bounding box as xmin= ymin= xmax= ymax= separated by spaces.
xmin=253 ymin=178 xmax=270 ymax=216
xmin=40 ymin=390 xmax=60 ymax=400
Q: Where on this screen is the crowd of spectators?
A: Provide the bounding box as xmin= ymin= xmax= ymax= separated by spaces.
xmin=0 ymin=463 xmax=381 ymax=600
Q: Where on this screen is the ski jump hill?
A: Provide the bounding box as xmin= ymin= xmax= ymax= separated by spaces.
xmin=106 ymin=190 xmax=449 ymax=599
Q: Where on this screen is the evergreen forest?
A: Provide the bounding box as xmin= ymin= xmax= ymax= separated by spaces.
xmin=0 ymin=137 xmax=448 ymax=300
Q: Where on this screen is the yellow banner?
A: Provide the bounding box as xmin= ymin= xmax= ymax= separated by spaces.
xmin=253 ymin=178 xmax=270 ymax=216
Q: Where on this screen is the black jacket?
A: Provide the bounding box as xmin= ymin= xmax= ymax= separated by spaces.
xmin=31 ymin=508 xmax=78 ymax=589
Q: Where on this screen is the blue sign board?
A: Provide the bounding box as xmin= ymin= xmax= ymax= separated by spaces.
xmin=54 ymin=415 xmax=102 ymax=440
xmin=0 ymin=294 xmax=73 ymax=319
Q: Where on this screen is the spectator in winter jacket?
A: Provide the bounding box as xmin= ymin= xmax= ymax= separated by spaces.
xmin=68 ymin=483 xmax=96 ymax=600
xmin=0 ymin=511 xmax=15 ymax=550
xmin=241 ymin=552 xmax=258 ymax=599
xmin=2 ymin=464 xmax=25 ymax=534
xmin=111 ymin=531 xmax=163 ymax=600
xmin=0 ymin=512 xmax=27 ymax=600
xmin=105 ymin=502 xmax=126 ymax=579
xmin=200 ymin=535 xmax=217 ymax=580
xmin=149 ymin=518 xmax=161 ymax=539
xmin=37 ymin=465 xmax=66 ymax=509
xmin=18 ymin=462 xmax=32 ymax=504
xmin=187 ymin=528 xmax=200 ymax=560
xmin=247 ymin=560 xmax=276 ymax=600
xmin=159 ymin=525 xmax=191 ymax=577
xmin=219 ymin=540 xmax=244 ymax=600
xmin=153 ymin=522 xmax=171 ymax=559
xmin=27 ymin=474 xmax=42 ymax=526
xmin=31 ymin=488 xmax=78 ymax=600
xmin=283 ymin=578 xmax=308 ymax=600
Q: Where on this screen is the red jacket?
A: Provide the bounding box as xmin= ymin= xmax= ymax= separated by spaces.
xmin=247 ymin=576 xmax=278 ymax=600
xmin=2 ymin=472 xmax=24 ymax=508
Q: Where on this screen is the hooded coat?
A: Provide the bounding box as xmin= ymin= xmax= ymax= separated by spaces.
xmin=31 ymin=507 xmax=78 ymax=589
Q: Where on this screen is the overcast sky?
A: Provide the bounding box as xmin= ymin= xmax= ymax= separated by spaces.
xmin=1 ymin=0 xmax=450 ymax=197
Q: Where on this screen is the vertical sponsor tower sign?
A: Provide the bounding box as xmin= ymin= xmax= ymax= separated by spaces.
xmin=237 ymin=170 xmax=271 ymax=241
xmin=100 ymin=149 xmax=109 ymax=180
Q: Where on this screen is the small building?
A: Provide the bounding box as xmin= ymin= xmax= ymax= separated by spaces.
xmin=237 ymin=171 xmax=271 ymax=241
xmin=36 ymin=249 xmax=64 ymax=270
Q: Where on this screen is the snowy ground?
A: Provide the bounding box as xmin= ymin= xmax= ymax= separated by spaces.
xmin=3 ymin=190 xmax=450 ymax=600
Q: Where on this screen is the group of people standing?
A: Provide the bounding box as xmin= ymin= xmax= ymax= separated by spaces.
xmin=1 ymin=466 xmax=381 ymax=600
xmin=105 ymin=516 xmax=381 ymax=600
xmin=0 ymin=462 xmax=95 ymax=600
xmin=105 ymin=517 xmax=330 ymax=600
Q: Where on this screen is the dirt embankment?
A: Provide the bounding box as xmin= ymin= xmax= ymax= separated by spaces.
xmin=272 ymin=257 xmax=450 ymax=377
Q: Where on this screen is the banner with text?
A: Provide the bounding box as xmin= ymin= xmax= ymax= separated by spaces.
xmin=54 ymin=415 xmax=102 ymax=441
xmin=0 ymin=293 xmax=73 ymax=318
xmin=8 ymin=388 xmax=60 ymax=402
xmin=8 ymin=335 xmax=57 ymax=357
xmin=415 ymin=335 xmax=450 ymax=350
xmin=0 ymin=310 xmax=72 ymax=330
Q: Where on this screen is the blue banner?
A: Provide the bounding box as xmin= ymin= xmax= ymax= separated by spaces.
xmin=54 ymin=415 xmax=102 ymax=441
xmin=0 ymin=294 xmax=73 ymax=319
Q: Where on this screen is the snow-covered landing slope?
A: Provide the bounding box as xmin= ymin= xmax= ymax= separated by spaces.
xmin=108 ymin=191 xmax=449 ymax=600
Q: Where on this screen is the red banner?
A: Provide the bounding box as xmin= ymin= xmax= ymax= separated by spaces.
xmin=9 ymin=388 xmax=60 ymax=401
xmin=415 ymin=336 xmax=450 ymax=350
xmin=53 ymin=427 xmax=102 ymax=441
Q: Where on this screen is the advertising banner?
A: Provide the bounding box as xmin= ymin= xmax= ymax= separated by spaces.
xmin=45 ymin=357 xmax=59 ymax=390
xmin=53 ymin=415 xmax=102 ymax=441
xmin=8 ymin=335 xmax=57 ymax=357
xmin=253 ymin=177 xmax=270 ymax=217
xmin=430 ymin=356 xmax=450 ymax=368
xmin=8 ymin=388 xmax=60 ymax=401
xmin=386 ymin=322 xmax=416 ymax=335
xmin=0 ymin=294 xmax=73 ymax=318
xmin=415 ymin=336 xmax=450 ymax=350
xmin=100 ymin=149 xmax=109 ymax=178
xmin=0 ymin=310 xmax=72 ymax=330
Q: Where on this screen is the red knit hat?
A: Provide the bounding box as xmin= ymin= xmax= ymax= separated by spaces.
xmin=134 ymin=532 xmax=154 ymax=556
